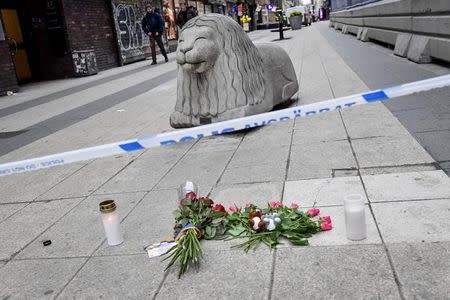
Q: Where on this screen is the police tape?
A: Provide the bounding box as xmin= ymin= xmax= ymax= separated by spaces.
xmin=1 ymin=74 xmax=450 ymax=177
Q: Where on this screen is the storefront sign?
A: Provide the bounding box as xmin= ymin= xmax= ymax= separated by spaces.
xmin=45 ymin=0 xmax=64 ymax=31
xmin=111 ymin=0 xmax=150 ymax=65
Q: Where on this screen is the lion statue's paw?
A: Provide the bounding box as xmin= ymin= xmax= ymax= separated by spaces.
xmin=170 ymin=111 xmax=194 ymax=128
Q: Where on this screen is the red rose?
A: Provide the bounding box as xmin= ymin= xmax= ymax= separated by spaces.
xmin=212 ymin=204 xmax=226 ymax=212
xmin=199 ymin=197 xmax=214 ymax=207
xmin=186 ymin=191 xmax=197 ymax=199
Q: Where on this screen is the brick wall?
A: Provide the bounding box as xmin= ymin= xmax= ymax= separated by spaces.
xmin=0 ymin=40 xmax=18 ymax=95
xmin=62 ymin=0 xmax=119 ymax=70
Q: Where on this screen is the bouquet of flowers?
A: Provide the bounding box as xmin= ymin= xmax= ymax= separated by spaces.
xmin=162 ymin=192 xmax=228 ymax=277
xmin=160 ymin=193 xmax=332 ymax=277
xmin=225 ymin=202 xmax=331 ymax=251
xmin=240 ymin=15 xmax=252 ymax=23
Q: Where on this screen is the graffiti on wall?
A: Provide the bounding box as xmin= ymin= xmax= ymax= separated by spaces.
xmin=112 ymin=1 xmax=149 ymax=64
xmin=72 ymin=50 xmax=98 ymax=76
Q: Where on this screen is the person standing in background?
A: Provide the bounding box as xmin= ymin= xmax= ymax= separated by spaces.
xmin=176 ymin=0 xmax=198 ymax=29
xmin=142 ymin=3 xmax=168 ymax=65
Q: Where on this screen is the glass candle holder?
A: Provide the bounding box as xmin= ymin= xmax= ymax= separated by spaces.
xmin=344 ymin=194 xmax=367 ymax=241
xmin=99 ymin=200 xmax=123 ymax=246
xmin=178 ymin=181 xmax=198 ymax=199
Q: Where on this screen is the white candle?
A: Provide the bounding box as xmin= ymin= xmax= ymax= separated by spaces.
xmin=344 ymin=194 xmax=367 ymax=241
xmin=185 ymin=181 xmax=195 ymax=192
xmin=99 ymin=200 xmax=123 ymax=246
xmin=178 ymin=181 xmax=198 ymax=199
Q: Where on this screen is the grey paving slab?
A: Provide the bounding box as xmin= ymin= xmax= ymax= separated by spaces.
xmin=239 ymin=123 xmax=294 ymax=149
xmin=218 ymin=162 xmax=287 ymax=185
xmin=352 ymin=135 xmax=435 ymax=168
xmin=0 ymin=163 xmax=85 ymax=204
xmin=372 ymin=199 xmax=450 ymax=243
xmin=415 ymin=130 xmax=450 ymax=162
xmin=158 ymin=248 xmax=273 ymax=300
xmin=0 ymin=69 xmax=177 ymax=157
xmin=156 ymin=150 xmax=235 ymax=189
xmin=0 ymin=198 xmax=83 ymax=260
xmin=0 ymin=203 xmax=27 ymax=223
xmin=388 ymin=242 xmax=450 ymax=300
xmin=297 ymin=42 xmax=334 ymax=104
xmin=210 ymin=182 xmax=284 ymax=208
xmin=0 ymin=66 xmax=169 ymax=132
xmin=359 ymin=164 xmax=437 ymax=175
xmin=190 ymin=133 xmax=243 ymax=153
xmin=288 ymin=140 xmax=357 ymax=180
xmin=98 ymin=146 xmax=189 ymax=194
xmin=292 ymin=111 xmax=348 ymax=144
xmin=0 ymin=64 xmax=154 ymax=119
xmin=38 ymin=154 xmax=140 ymax=200
xmin=95 ymin=190 xmax=177 ymax=256
xmin=283 ymin=176 xmax=366 ymax=207
xmin=17 ymin=193 xmax=145 ymax=259
xmin=58 ymin=254 xmax=164 ymax=299
xmin=0 ymin=257 xmax=86 ymax=300
xmin=341 ymin=102 xmax=411 ymax=139
xmin=273 ymin=245 xmax=400 ymax=299
xmin=227 ymin=145 xmax=290 ymax=168
xmin=362 ymin=170 xmax=450 ymax=202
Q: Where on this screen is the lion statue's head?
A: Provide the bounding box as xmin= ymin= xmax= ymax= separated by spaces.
xmin=171 ymin=14 xmax=267 ymax=127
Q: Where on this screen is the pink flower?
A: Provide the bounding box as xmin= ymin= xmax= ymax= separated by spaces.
xmin=244 ymin=203 xmax=252 ymax=209
xmin=229 ymin=205 xmax=239 ymax=213
xmin=212 ymin=204 xmax=226 ymax=213
xmin=290 ymin=203 xmax=299 ymax=209
xmin=269 ymin=201 xmax=282 ymax=208
xmin=307 ymin=208 xmax=320 ymax=217
xmin=321 ymin=222 xmax=332 ymax=231
xmin=321 ymin=216 xmax=332 ymax=224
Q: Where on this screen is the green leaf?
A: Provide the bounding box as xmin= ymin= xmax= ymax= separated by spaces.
xmin=212 ymin=217 xmax=223 ymax=225
xmin=209 ymin=227 xmax=217 ymax=239
xmin=226 ymin=225 xmax=247 ymax=236
xmin=289 ymin=238 xmax=309 ymax=246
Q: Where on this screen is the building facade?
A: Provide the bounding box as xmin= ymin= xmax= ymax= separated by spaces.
xmin=0 ymin=0 xmax=229 ymax=96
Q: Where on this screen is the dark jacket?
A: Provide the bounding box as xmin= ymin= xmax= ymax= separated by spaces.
xmin=142 ymin=11 xmax=165 ymax=35
xmin=176 ymin=6 xmax=197 ymax=28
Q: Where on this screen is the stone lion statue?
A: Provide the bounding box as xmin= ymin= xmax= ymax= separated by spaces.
xmin=170 ymin=14 xmax=298 ymax=128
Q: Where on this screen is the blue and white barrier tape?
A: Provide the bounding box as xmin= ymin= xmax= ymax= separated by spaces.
xmin=1 ymin=74 xmax=449 ymax=177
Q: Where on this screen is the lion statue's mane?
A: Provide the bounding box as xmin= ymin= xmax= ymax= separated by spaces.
xmin=171 ymin=14 xmax=267 ymax=127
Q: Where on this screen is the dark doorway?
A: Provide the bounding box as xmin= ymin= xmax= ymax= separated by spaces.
xmin=0 ymin=0 xmax=72 ymax=83
xmin=0 ymin=1 xmax=32 ymax=83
